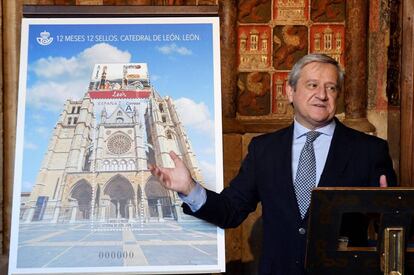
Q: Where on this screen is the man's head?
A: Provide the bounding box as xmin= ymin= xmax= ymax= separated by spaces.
xmin=286 ymin=53 xmax=344 ymax=130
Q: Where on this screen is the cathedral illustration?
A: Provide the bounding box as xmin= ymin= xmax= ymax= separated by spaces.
xmin=21 ymin=63 xmax=204 ymax=225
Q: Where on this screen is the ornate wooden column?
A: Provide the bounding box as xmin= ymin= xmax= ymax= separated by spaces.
xmin=219 ymin=0 xmax=237 ymax=119
xmin=2 ymin=0 xmax=21 ymax=254
xmin=343 ymin=0 xmax=376 ymax=133
xmin=219 ymin=1 xmax=244 ymax=273
xmin=400 ymin=0 xmax=414 ymax=186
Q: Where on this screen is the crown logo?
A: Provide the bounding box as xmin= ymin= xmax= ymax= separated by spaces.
xmin=36 ymin=30 xmax=53 ymax=46
xmin=40 ymin=31 xmax=50 ymax=39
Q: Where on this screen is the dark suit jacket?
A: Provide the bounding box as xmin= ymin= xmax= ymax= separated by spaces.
xmin=183 ymin=118 xmax=397 ymax=275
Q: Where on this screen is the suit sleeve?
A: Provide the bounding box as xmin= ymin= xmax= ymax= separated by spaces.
xmin=182 ymin=137 xmax=261 ymax=228
xmin=370 ymin=139 xmax=397 ymax=187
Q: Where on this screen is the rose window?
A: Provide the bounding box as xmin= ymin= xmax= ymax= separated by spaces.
xmin=107 ymin=134 xmax=132 ymax=154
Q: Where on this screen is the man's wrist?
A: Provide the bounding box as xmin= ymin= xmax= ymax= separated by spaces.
xmin=182 ymin=178 xmax=196 ymax=196
xmin=178 ymin=182 xmax=207 ymax=212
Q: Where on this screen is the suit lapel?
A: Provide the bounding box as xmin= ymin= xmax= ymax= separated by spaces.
xmin=302 ymin=119 xmax=352 ymax=219
xmin=277 ymin=124 xmax=294 ymax=186
xmin=319 ymin=119 xmax=352 ymax=187
xmin=276 ymin=124 xmax=305 ymax=221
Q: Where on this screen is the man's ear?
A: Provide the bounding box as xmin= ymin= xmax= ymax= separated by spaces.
xmin=286 ymin=84 xmax=294 ymax=103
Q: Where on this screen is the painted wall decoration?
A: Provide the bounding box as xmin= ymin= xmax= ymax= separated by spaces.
xmin=237 ymin=0 xmax=346 ymax=117
xmin=273 ymin=25 xmax=308 ymax=70
xmin=309 ymin=24 xmax=345 ymax=66
xmin=238 ymin=25 xmax=272 ymax=70
xmin=237 ymin=72 xmax=271 ymax=116
xmin=311 ymin=0 xmax=346 ymax=22
xmin=238 ymin=0 xmax=272 ymax=23
xmin=273 ymin=0 xmax=309 ymax=22
xmin=272 ymin=72 xmax=292 ymax=115
xmin=9 ymin=16 xmax=225 ymax=275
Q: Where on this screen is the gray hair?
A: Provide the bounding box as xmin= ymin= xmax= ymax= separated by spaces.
xmin=287 ymin=53 xmax=344 ymax=91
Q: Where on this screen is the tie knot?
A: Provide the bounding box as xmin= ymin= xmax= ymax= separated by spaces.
xmin=306 ymin=131 xmax=321 ymax=143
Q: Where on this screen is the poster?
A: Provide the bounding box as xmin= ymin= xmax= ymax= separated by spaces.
xmin=9 ymin=16 xmax=224 ymax=275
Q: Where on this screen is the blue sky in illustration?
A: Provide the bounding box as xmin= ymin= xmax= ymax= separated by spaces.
xmin=20 ymin=19 xmax=220 ymax=192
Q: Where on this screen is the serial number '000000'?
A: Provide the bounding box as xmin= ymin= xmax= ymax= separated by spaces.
xmin=99 ymin=251 xmax=135 ymax=259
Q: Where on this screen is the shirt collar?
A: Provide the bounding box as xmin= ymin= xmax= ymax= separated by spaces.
xmin=293 ymin=118 xmax=336 ymax=140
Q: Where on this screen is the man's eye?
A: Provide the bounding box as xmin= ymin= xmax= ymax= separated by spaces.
xmin=306 ymin=83 xmax=318 ymax=89
xmin=326 ymin=85 xmax=337 ymax=92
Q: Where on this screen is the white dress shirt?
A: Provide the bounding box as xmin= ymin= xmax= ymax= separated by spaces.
xmin=292 ymin=119 xmax=336 ymax=186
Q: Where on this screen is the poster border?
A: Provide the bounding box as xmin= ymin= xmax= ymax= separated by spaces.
xmin=9 ymin=8 xmax=224 ymax=275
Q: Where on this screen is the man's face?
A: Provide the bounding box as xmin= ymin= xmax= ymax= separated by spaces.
xmin=287 ymin=62 xmax=339 ymax=129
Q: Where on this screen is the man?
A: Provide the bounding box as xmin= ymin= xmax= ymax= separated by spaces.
xmin=149 ymin=53 xmax=397 ymax=275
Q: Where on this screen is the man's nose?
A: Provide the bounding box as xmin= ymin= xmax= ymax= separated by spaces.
xmin=315 ymin=86 xmax=328 ymax=100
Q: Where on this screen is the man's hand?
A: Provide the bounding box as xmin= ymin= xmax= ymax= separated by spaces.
xmin=379 ymin=174 xmax=388 ymax=188
xmin=148 ymin=151 xmax=195 ymax=196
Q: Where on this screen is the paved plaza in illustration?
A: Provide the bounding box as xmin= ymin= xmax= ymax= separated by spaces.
xmin=17 ymin=219 xmax=218 ymax=268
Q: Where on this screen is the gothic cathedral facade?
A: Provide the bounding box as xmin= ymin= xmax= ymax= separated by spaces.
xmin=22 ymin=63 xmax=204 ymax=225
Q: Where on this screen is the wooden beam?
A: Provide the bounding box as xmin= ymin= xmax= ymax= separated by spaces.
xmin=400 ymin=0 xmax=414 ymax=186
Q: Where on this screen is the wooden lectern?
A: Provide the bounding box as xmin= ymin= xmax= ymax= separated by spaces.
xmin=306 ymin=187 xmax=414 ymax=275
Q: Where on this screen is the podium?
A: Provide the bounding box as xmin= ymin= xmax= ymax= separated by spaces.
xmin=305 ymin=187 xmax=414 ymax=275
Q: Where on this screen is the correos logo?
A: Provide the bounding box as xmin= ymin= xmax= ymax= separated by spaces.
xmin=36 ymin=30 xmax=53 ymax=46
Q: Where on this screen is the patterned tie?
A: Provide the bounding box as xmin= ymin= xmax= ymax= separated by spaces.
xmin=294 ymin=131 xmax=321 ymax=219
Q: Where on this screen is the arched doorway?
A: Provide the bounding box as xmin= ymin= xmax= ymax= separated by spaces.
xmin=104 ymin=174 xmax=135 ymax=219
xmin=70 ymin=180 xmax=92 ymax=220
xmin=145 ymin=176 xmax=174 ymax=219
